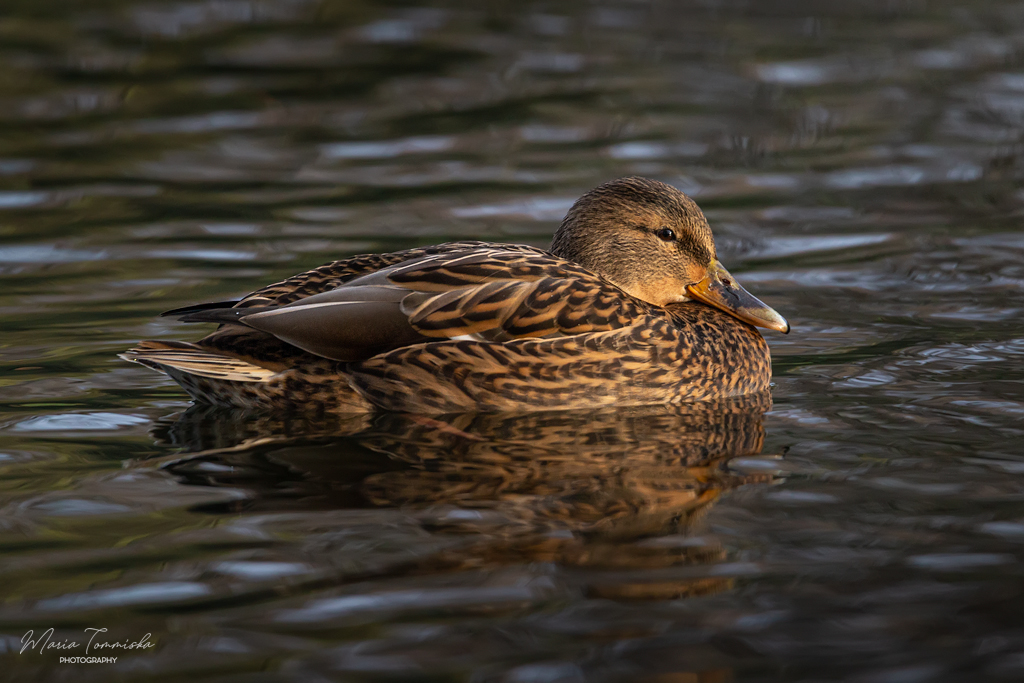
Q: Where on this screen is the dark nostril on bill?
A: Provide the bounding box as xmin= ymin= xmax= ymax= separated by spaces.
xmin=721 ymin=278 xmax=732 ymax=287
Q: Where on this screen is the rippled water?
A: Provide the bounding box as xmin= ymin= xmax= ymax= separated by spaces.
xmin=1 ymin=0 xmax=1023 ymax=680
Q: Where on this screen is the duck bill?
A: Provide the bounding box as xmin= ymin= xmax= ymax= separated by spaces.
xmin=685 ymin=261 xmax=790 ymax=333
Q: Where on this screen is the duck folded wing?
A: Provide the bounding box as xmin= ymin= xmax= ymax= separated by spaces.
xmin=170 ymin=247 xmax=650 ymax=362
xmin=235 ymin=241 xmax=547 ymax=307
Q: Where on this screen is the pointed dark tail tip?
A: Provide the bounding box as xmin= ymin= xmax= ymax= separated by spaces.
xmin=160 ymin=300 xmax=242 ymax=317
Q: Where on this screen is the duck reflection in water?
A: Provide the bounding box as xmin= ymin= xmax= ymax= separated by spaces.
xmin=152 ymin=392 xmax=775 ymax=601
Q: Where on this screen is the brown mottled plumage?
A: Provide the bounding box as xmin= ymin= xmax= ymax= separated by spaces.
xmin=121 ymin=177 xmax=789 ymax=414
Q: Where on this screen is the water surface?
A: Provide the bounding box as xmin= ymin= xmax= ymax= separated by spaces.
xmin=1 ymin=0 xmax=1023 ymax=680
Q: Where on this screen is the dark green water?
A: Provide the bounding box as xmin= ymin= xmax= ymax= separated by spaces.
xmin=2 ymin=1 xmax=1023 ymax=680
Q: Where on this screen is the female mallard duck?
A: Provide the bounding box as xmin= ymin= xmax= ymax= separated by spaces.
xmin=122 ymin=177 xmax=788 ymax=414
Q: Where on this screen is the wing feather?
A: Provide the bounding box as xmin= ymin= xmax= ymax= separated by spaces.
xmin=237 ymin=241 xmax=546 ymax=306
xmin=167 ymin=243 xmax=653 ymax=363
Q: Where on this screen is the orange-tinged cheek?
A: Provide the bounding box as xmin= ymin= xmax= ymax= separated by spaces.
xmin=685 ymin=262 xmax=711 ymax=288
xmin=625 ymin=276 xmax=690 ymax=307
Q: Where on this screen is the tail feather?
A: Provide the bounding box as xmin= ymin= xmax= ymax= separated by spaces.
xmin=121 ymin=340 xmax=374 ymax=412
xmin=160 ymin=300 xmax=241 ymax=317
xmin=120 ymin=340 xmax=275 ymax=382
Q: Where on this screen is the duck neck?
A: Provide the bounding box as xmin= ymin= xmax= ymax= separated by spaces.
xmin=550 ymin=219 xmax=642 ymax=294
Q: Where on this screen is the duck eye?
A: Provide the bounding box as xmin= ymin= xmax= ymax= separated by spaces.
xmin=655 ymin=227 xmax=676 ymax=241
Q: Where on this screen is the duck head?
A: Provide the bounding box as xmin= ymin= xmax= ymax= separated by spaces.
xmin=550 ymin=176 xmax=789 ymax=333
